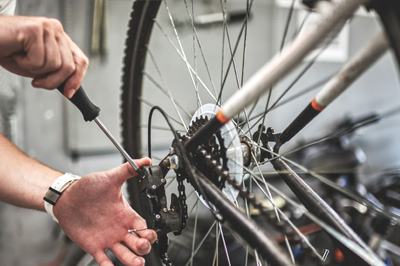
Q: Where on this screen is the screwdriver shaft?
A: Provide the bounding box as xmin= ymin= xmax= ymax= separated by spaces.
xmin=93 ymin=117 xmax=143 ymax=176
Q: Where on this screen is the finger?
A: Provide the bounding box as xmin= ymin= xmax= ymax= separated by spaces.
xmin=128 ymin=218 xmax=157 ymax=245
xmin=31 ymin=30 xmax=75 ymax=90
xmin=13 ymin=20 xmax=45 ymax=71
xmin=38 ymin=20 xmax=62 ymax=74
xmin=31 ymin=20 xmax=62 ymax=75
xmin=125 ymin=233 xmax=152 ymax=256
xmin=106 ymin=158 xmax=152 ymax=185
xmin=93 ymin=251 xmax=114 ymax=266
xmin=135 ymin=229 xmax=157 ymax=244
xmin=61 ymin=35 xmax=89 ymax=98
xmin=0 ymin=56 xmax=36 ymax=78
xmin=110 ymin=243 xmax=145 ymax=266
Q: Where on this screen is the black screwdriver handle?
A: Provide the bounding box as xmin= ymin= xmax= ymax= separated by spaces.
xmin=58 ymin=85 xmax=100 ymax=122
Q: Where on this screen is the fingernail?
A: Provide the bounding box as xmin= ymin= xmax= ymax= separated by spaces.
xmin=135 ymin=257 xmax=145 ymax=265
xmin=31 ymin=79 xmax=39 ymax=88
xmin=66 ymin=89 xmax=75 ymax=99
xmin=141 ymin=241 xmax=150 ymax=251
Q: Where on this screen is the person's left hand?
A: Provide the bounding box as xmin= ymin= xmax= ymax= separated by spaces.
xmin=53 ymin=158 xmax=157 ymax=266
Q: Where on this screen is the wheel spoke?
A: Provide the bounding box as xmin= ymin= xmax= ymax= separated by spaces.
xmin=184 ymin=221 xmax=217 ymax=266
xmin=145 ymin=50 xmax=191 ymax=131
xmin=219 ymin=223 xmax=233 ymax=266
xmin=163 ymin=0 xmax=204 ymax=109
xmin=153 ymin=20 xmax=218 ymax=103
xmin=122 ymin=1 xmax=399 ymax=265
xmin=190 ymin=202 xmax=199 ymax=266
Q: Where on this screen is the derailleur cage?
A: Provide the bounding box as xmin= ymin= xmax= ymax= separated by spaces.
xmin=138 ymin=165 xmax=183 ymax=235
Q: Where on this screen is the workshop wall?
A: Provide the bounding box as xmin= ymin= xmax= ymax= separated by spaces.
xmin=0 ymin=0 xmax=130 ymax=265
xmin=0 ymin=0 xmax=399 ymax=265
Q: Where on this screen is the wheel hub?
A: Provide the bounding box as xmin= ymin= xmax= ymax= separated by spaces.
xmin=186 ymin=104 xmax=244 ymax=204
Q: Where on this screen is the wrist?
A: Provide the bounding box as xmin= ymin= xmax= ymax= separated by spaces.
xmin=43 ymin=173 xmax=81 ymax=222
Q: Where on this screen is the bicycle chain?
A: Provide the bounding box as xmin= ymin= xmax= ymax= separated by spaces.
xmin=176 ymin=172 xmax=188 ymax=233
xmin=175 ymin=117 xmax=316 ymax=262
xmin=193 ymin=146 xmax=311 ymax=250
xmin=180 ymin=118 xmax=296 ymax=238
xmin=174 ymin=117 xmax=228 ymax=232
xmin=181 ymin=118 xmax=292 ymax=237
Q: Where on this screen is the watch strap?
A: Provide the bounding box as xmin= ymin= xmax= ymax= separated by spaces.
xmin=43 ymin=173 xmax=81 ymax=222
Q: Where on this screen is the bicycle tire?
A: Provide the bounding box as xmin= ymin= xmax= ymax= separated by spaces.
xmin=121 ymin=0 xmax=400 ymax=265
xmin=121 ymin=1 xmax=163 ymax=265
xmin=121 ymin=1 xmax=286 ymax=264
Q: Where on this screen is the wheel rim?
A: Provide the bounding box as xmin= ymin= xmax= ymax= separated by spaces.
xmin=121 ymin=1 xmax=400 ymax=265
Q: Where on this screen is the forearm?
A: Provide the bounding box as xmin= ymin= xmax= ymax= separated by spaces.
xmin=0 ymin=134 xmax=61 ymax=211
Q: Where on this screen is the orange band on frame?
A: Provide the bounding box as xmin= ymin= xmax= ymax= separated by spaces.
xmin=216 ymin=109 xmax=230 ymax=124
xmin=311 ymin=98 xmax=325 ymax=112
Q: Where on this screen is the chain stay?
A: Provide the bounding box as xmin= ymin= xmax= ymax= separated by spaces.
xmin=137 ymin=120 xmax=318 ymax=263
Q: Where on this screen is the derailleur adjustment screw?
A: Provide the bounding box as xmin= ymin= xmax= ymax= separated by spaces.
xmin=151 ymin=185 xmax=157 ymax=190
xmin=155 ymin=214 xmax=161 ymax=220
xmin=163 ymin=208 xmax=168 ymax=213
xmin=161 ymin=178 xmax=166 ymax=184
xmin=168 ymin=155 xmax=180 ymax=169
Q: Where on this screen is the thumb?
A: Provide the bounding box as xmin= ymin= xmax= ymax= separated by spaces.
xmin=106 ymin=158 xmax=152 ymax=185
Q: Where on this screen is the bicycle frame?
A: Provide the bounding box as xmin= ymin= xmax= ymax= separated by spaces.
xmin=185 ymin=0 xmax=369 ymax=149
xmin=212 ymin=0 xmax=368 ymax=122
xmin=180 ymin=0 xmax=398 ymax=265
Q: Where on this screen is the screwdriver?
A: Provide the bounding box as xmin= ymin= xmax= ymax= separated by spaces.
xmin=58 ymin=85 xmax=143 ymax=176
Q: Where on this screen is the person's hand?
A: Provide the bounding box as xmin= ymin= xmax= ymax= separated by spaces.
xmin=0 ymin=15 xmax=88 ymax=98
xmin=53 ymin=158 xmax=157 ymax=266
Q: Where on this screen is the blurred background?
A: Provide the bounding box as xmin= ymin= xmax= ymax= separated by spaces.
xmin=0 ymin=0 xmax=132 ymax=264
xmin=0 ymin=0 xmax=399 ymax=265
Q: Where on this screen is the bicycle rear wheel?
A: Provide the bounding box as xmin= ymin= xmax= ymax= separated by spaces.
xmin=121 ymin=0 xmax=400 ymax=265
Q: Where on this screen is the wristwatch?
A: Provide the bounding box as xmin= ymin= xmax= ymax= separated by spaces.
xmin=43 ymin=173 xmax=81 ymax=223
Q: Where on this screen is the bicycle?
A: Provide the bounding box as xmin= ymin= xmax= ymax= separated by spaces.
xmin=119 ymin=0 xmax=400 ymax=265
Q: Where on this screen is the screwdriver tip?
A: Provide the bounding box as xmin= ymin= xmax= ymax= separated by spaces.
xmin=136 ymin=167 xmax=144 ymax=177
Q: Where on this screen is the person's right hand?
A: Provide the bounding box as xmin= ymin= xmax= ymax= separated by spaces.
xmin=0 ymin=15 xmax=88 ymax=98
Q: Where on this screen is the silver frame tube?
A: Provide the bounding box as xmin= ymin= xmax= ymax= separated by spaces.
xmin=221 ymin=0 xmax=370 ymax=119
